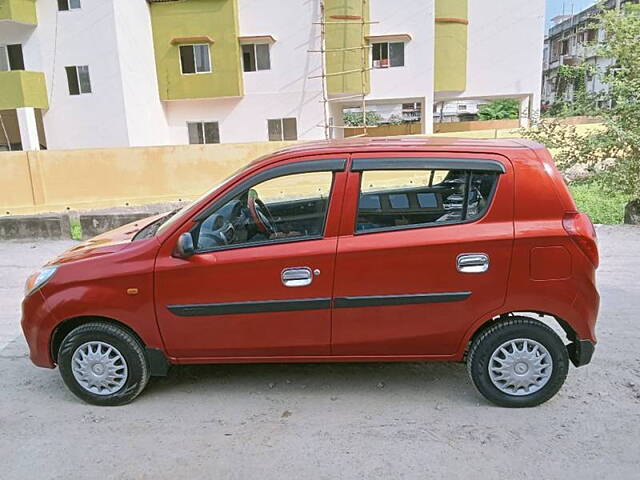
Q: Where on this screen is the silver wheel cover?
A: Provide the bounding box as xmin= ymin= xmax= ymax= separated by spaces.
xmin=488 ymin=338 xmax=553 ymax=396
xmin=71 ymin=341 xmax=128 ymax=396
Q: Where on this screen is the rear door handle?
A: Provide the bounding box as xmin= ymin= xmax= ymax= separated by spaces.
xmin=457 ymin=253 xmax=489 ymax=273
xmin=281 ymin=267 xmax=313 ymax=287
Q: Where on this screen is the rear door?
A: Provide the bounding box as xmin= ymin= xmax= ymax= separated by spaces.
xmin=332 ymin=153 xmax=514 ymax=356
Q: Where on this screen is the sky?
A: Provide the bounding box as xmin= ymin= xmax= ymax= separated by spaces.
xmin=545 ymin=0 xmax=597 ymax=30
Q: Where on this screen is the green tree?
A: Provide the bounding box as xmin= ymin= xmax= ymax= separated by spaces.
xmin=523 ymin=4 xmax=640 ymax=223
xmin=343 ymin=111 xmax=381 ymax=127
xmin=545 ymin=64 xmax=600 ymax=117
xmin=477 ymin=99 xmax=520 ymax=120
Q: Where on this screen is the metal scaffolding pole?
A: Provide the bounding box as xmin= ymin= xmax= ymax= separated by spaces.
xmin=310 ymin=0 xmax=373 ymax=140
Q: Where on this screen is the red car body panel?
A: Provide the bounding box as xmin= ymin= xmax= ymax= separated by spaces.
xmin=20 ymin=138 xmax=599 ymax=369
xmin=331 ymin=152 xmax=515 ymax=356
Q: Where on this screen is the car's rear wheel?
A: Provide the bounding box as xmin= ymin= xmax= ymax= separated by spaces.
xmin=57 ymin=322 xmax=149 ymax=406
xmin=467 ymin=317 xmax=569 ymax=407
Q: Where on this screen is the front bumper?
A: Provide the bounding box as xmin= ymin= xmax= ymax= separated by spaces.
xmin=567 ymin=339 xmax=595 ymax=367
xmin=21 ymin=290 xmax=57 ymax=368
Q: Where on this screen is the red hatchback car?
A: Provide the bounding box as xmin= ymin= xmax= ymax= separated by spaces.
xmin=22 ymin=138 xmax=599 ymax=407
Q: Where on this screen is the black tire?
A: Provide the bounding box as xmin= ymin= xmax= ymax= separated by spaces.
xmin=467 ymin=317 xmax=569 ymax=408
xmin=57 ymin=322 xmax=150 ymax=406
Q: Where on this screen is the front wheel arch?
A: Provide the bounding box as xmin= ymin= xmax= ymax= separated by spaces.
xmin=51 ymin=315 xmax=146 ymax=365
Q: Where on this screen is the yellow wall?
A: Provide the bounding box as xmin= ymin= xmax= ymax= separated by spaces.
xmin=0 ymin=0 xmax=37 ymax=25
xmin=0 ymin=142 xmax=293 ymax=215
xmin=0 ymin=122 xmax=604 ymax=216
xmin=0 ymin=71 xmax=49 ymax=110
xmin=434 ymin=0 xmax=468 ymax=92
xmin=149 ymin=0 xmax=243 ymax=100
xmin=434 ymin=119 xmax=519 ymax=133
xmin=345 ymin=123 xmax=422 ymax=137
xmin=324 ymin=0 xmax=371 ymax=95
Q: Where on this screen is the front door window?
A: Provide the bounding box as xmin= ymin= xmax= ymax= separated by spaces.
xmin=195 ymin=171 xmax=334 ymax=251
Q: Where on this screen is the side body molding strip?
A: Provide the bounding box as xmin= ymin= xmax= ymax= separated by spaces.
xmin=167 ymin=292 xmax=471 ymax=317
xmin=168 ymin=298 xmax=331 ymax=317
xmin=333 ymin=292 xmax=472 ymax=308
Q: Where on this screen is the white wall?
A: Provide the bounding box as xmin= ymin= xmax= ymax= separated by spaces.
xmin=35 ymin=0 xmax=131 ymax=150
xmin=368 ymin=0 xmax=435 ymax=103
xmin=165 ymin=91 xmax=324 ymax=144
xmin=329 ymin=0 xmax=435 ymax=135
xmin=0 ymin=22 xmax=41 ymax=71
xmin=112 ymin=0 xmax=170 ymax=147
xmin=164 ymin=0 xmax=326 ymax=144
xmin=166 ymin=0 xmax=440 ymax=143
xmin=440 ymin=0 xmax=545 ymax=114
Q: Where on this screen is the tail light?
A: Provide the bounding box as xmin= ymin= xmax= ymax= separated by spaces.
xmin=562 ymin=212 xmax=599 ymax=268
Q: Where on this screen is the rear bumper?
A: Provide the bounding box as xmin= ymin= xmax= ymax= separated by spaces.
xmin=567 ymin=339 xmax=595 ymax=367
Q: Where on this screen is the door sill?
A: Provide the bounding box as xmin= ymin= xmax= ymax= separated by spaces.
xmin=170 ymin=353 xmax=460 ymax=365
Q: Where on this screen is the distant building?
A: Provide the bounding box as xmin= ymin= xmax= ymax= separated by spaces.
xmin=1 ymin=0 xmax=544 ymax=151
xmin=433 ymin=100 xmax=489 ymax=123
xmin=542 ymin=0 xmax=638 ymax=109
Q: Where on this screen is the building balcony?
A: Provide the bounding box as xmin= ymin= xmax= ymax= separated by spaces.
xmin=150 ymin=0 xmax=244 ymax=100
xmin=0 ymin=71 xmax=48 ymax=110
xmin=0 ymin=0 xmax=37 ymax=25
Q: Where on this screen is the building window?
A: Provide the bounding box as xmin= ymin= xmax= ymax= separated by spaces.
xmin=0 ymin=44 xmax=24 ymax=72
xmin=402 ymin=102 xmax=422 ymax=122
xmin=58 ymin=0 xmax=81 ymax=11
xmin=65 ymin=65 xmax=92 ymax=95
xmin=372 ymin=42 xmax=404 ymax=68
xmin=242 ymin=44 xmax=271 ymax=72
xmin=188 ymin=122 xmax=220 ymax=144
xmin=180 ymin=44 xmax=211 ymax=74
xmin=268 ymin=118 xmax=297 ymax=141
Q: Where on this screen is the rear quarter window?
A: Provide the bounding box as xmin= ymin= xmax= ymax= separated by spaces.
xmin=356 ymin=168 xmax=498 ymax=233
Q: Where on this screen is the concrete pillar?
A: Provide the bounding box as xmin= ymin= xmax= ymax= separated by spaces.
xmin=16 ymin=107 xmax=40 ymax=151
xmin=519 ymin=96 xmax=532 ymax=128
xmin=423 ymin=96 xmax=434 ymax=135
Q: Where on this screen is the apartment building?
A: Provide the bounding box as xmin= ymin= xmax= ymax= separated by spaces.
xmin=542 ymin=0 xmax=638 ymax=107
xmin=0 ymin=0 xmax=544 ymax=151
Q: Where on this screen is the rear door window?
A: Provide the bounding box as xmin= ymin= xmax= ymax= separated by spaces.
xmin=356 ymin=168 xmax=498 ymax=233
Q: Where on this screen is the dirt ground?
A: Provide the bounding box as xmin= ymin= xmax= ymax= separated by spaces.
xmin=1 ymin=227 xmax=639 ymax=479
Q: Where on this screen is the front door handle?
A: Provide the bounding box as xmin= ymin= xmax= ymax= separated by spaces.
xmin=282 ymin=267 xmax=313 ymax=287
xmin=457 ymin=253 xmax=489 ymax=273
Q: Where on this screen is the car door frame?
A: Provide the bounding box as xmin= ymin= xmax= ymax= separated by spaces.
xmin=152 ymin=154 xmax=349 ymax=362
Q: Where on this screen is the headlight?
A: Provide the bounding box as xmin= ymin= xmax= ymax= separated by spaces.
xmin=24 ymin=266 xmax=58 ymax=297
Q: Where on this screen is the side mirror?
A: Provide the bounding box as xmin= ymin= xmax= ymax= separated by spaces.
xmin=173 ymin=232 xmax=195 ymax=259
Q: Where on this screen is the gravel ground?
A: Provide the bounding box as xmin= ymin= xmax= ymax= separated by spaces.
xmin=0 ymin=227 xmax=639 ymax=479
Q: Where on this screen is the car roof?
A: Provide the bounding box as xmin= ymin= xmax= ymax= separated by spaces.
xmin=254 ymin=136 xmax=543 ymax=168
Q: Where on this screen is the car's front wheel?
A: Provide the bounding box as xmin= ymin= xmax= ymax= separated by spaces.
xmin=57 ymin=322 xmax=150 ymax=406
xmin=467 ymin=317 xmax=569 ymax=407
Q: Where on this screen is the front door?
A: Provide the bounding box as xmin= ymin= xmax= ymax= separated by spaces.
xmin=155 ymin=158 xmax=347 ymax=358
xmin=331 ymin=153 xmax=514 ymax=356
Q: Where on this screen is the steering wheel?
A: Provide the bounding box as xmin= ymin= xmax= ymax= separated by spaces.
xmin=247 ymin=193 xmax=277 ymax=236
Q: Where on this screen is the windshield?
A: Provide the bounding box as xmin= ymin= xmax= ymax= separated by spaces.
xmin=154 ymin=164 xmax=251 ymax=235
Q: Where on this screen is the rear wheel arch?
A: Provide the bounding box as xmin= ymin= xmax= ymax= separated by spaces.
xmin=462 ymin=311 xmax=578 ymax=360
